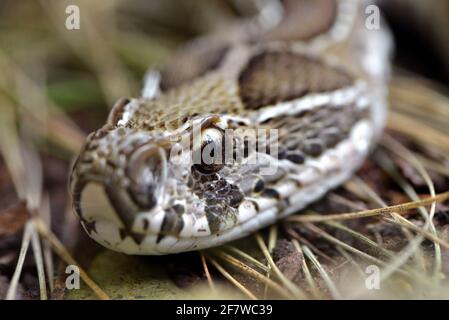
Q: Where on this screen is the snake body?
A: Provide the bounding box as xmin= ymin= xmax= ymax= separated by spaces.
xmin=70 ymin=0 xmax=392 ymax=255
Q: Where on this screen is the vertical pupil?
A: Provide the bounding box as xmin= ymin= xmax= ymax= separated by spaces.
xmin=194 ymin=129 xmax=224 ymax=174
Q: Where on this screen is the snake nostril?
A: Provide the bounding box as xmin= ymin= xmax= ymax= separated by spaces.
xmin=126 ymin=144 xmax=167 ymax=209
xmin=127 ymin=182 xmax=157 ymax=211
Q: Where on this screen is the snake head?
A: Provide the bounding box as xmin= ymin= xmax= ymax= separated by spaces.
xmin=69 ymin=114 xmax=278 ymax=254
xmin=69 ymin=126 xmax=172 ymax=253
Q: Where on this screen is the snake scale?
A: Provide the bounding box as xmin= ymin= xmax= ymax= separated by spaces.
xmin=70 ymin=0 xmax=392 ymax=255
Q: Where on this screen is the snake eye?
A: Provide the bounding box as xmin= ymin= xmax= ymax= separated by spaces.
xmin=193 ymin=127 xmax=225 ymax=174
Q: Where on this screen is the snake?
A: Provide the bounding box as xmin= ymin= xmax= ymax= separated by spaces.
xmin=69 ymin=0 xmax=392 ymax=255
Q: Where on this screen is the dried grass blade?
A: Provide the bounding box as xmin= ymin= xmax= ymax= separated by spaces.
xmin=255 ymin=233 xmax=307 ymax=299
xmin=33 ymin=218 xmax=110 ymax=300
xmin=200 ymin=252 xmax=215 ymax=291
xmin=302 ymin=245 xmax=341 ymax=299
xmin=206 ymin=256 xmax=257 ymax=300
xmin=288 ymin=191 xmax=449 ymax=223
xmin=6 ymin=221 xmax=33 ymax=300
xmin=212 ymin=250 xmax=293 ymax=299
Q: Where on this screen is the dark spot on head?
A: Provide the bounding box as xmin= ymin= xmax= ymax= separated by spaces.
xmin=130 ymin=233 xmax=145 ymax=245
xmin=229 ymin=190 xmax=244 ymax=208
xmin=142 ymin=218 xmax=150 ymax=231
xmin=278 ymin=150 xmax=287 ymax=159
xmin=254 ymin=179 xmax=265 ymax=193
xmin=82 ymin=219 xmax=96 ymax=235
xmin=303 ymin=141 xmax=323 ymax=157
xmin=119 ymin=228 xmax=127 ymax=241
xmin=205 ymin=206 xmax=221 ymax=234
xmin=232 ymin=149 xmax=238 ymax=161
xmin=172 ymin=204 xmax=185 ymax=215
xmin=262 ymin=188 xmax=280 ymax=199
xmin=286 ymin=152 xmax=305 ymax=164
xmin=158 ymin=209 xmax=185 ymax=242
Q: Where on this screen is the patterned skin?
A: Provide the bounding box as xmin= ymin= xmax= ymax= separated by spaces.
xmin=70 ymin=0 xmax=392 ymax=254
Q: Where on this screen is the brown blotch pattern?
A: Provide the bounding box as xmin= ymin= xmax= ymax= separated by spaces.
xmin=161 ymin=44 xmax=229 ymax=91
xmin=238 ymin=51 xmax=353 ymax=110
xmin=261 ymin=0 xmax=338 ymax=42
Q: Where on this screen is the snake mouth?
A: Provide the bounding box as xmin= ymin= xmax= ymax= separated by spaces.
xmin=72 ymin=178 xmax=208 ymax=254
xmin=74 ymin=193 xmax=265 ymax=255
xmin=71 ymin=179 xmax=169 ymax=255
xmin=74 ymin=190 xmax=257 ymax=255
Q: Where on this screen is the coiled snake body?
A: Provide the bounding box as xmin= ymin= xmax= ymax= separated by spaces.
xmin=70 ymin=0 xmax=392 ymax=255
